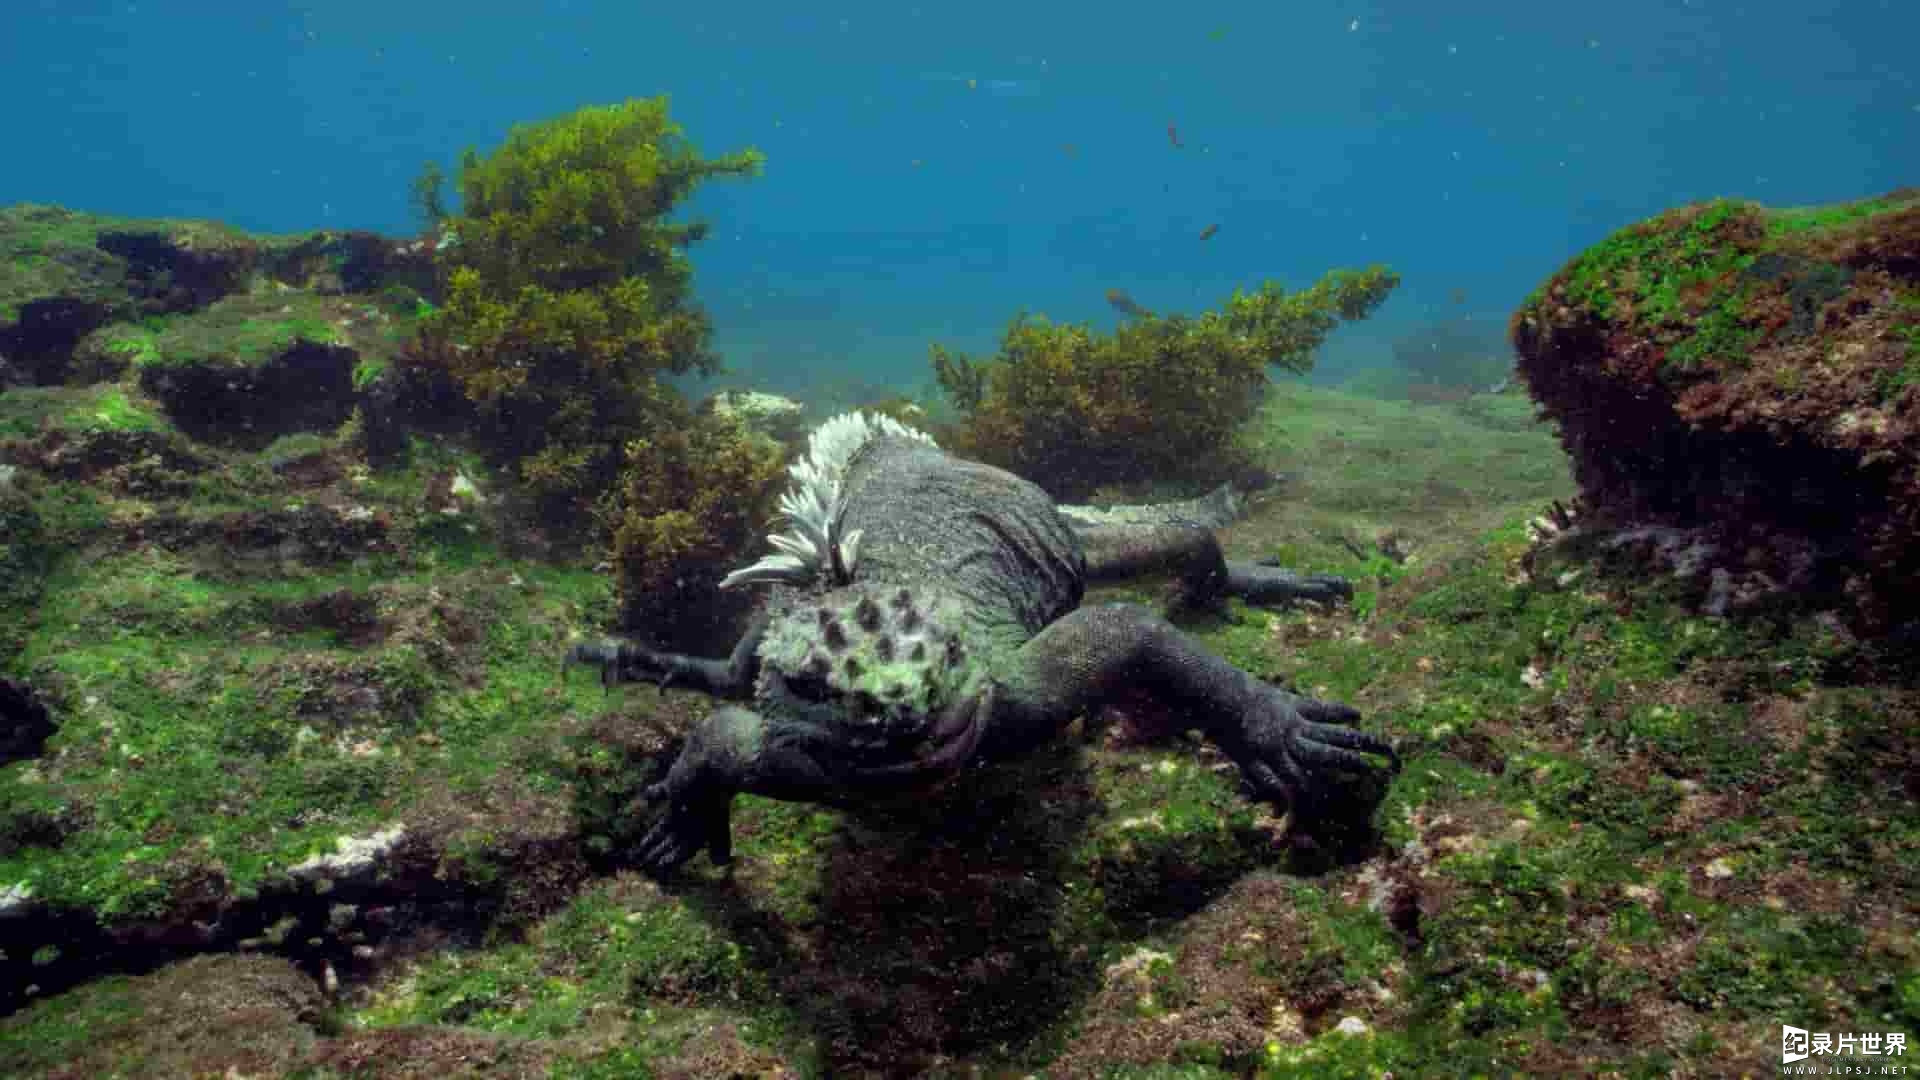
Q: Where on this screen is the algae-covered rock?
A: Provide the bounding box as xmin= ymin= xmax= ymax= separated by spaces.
xmin=0 ymin=203 xmax=434 ymax=456
xmin=0 ymin=954 xmax=323 ymax=1078
xmin=700 ymin=387 xmax=809 ymax=445
xmin=94 ymin=218 xmax=262 ymax=312
xmin=0 ymin=205 xmax=138 ymax=385
xmin=1512 ymin=189 xmax=1920 ymax=629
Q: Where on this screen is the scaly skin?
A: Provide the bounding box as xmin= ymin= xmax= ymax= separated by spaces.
xmin=568 ymin=425 xmax=1395 ymax=876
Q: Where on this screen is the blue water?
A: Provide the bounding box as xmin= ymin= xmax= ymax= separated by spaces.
xmin=6 ymin=1 xmax=1916 ymax=398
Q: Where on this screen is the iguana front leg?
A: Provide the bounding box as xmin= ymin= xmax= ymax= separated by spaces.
xmin=988 ymin=602 xmax=1397 ymax=822
xmin=626 ymin=690 xmax=994 ymax=877
xmin=632 ymin=704 xmax=860 ymax=874
xmin=565 ymin=610 xmax=770 ymax=699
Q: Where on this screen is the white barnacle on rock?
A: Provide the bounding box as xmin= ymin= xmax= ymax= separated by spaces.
xmin=290 ymin=825 xmax=406 ymax=885
xmin=722 ymin=411 xmax=935 ymax=590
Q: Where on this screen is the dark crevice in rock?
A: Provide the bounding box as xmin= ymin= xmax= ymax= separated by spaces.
xmin=96 ymin=229 xmax=256 ymax=313
xmin=0 ymin=680 xmax=53 ymax=767
xmin=264 ymin=230 xmax=438 ymax=297
xmin=0 ymin=883 xmax=495 ymax=1020
xmin=13 ymin=427 xmax=211 ymax=483
xmin=0 ymin=835 xmax=574 ymax=1019
xmin=139 ymin=343 xmax=357 ymax=449
xmin=0 ymin=297 xmax=114 ymax=385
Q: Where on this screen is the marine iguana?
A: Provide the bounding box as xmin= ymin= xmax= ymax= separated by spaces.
xmin=568 ymin=412 xmax=1399 ymax=876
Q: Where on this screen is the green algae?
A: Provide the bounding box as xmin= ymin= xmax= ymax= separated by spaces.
xmin=1527 ymin=190 xmax=1920 ymax=374
xmin=133 ymin=290 xmax=351 ymax=368
xmin=4 ymin=374 xmax=1916 ymax=1076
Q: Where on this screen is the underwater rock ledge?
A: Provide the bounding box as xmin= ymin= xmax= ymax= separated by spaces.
xmin=1511 ymin=188 xmax=1920 ymax=631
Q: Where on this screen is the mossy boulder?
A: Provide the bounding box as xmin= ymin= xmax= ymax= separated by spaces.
xmin=94 ymin=219 xmax=262 ymax=313
xmin=698 ymin=388 xmax=809 ymax=446
xmin=0 ymin=205 xmax=142 ymax=385
xmin=261 ymin=228 xmax=438 ymax=298
xmin=113 ymin=289 xmax=423 ymax=449
xmin=0 ymin=206 xmax=318 ymax=386
xmin=0 ymin=205 xmax=436 ymax=458
xmin=1511 ymin=189 xmax=1920 ymax=630
xmin=0 ymin=475 xmax=55 ymax=656
xmin=0 ymin=953 xmax=324 ymax=1078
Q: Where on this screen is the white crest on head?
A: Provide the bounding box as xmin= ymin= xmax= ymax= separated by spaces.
xmin=721 ymin=411 xmax=936 ymax=590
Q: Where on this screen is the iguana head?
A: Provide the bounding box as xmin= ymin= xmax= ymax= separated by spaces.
xmin=755 ymin=582 xmax=985 ymax=764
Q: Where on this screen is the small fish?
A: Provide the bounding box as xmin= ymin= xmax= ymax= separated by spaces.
xmin=1199 ymin=224 xmax=1220 ymax=241
xmin=1062 ymin=142 xmax=1077 ymax=157
xmin=1451 ymin=287 xmax=1468 ymax=305
xmin=1167 ymin=123 xmax=1183 ymax=149
xmin=1106 ymin=288 xmax=1155 ymax=319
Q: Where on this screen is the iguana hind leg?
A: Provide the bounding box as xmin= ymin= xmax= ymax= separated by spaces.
xmin=1072 ymin=521 xmax=1350 ymax=611
xmin=1060 ymin=481 xmax=1347 ymax=609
